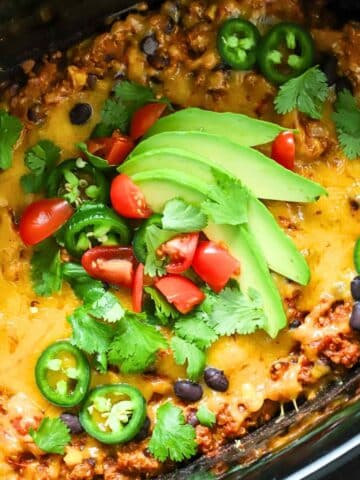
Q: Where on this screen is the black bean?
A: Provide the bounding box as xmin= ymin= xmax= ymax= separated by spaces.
xmin=174 ymin=380 xmax=203 ymax=402
xmin=320 ymin=53 xmax=338 ymax=86
xmin=350 ymin=302 xmax=360 ymax=331
xmin=186 ymin=411 xmax=200 ymax=427
xmin=204 ymin=367 xmax=229 ymax=392
xmin=351 ymin=276 xmax=360 ymax=301
xmin=27 ymin=104 xmax=43 ymax=124
xmin=134 ymin=416 xmax=151 ymax=441
xmin=87 ymin=74 xmax=98 ymax=90
xmin=60 ymin=413 xmax=84 ymax=434
xmin=69 ymin=103 xmax=93 ymax=125
xmin=335 ymin=76 xmax=353 ymax=95
xmin=289 ymin=319 xmax=302 ymax=329
xmin=140 ymin=34 xmax=159 ymax=56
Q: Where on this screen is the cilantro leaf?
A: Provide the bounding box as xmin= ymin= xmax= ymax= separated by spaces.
xmin=63 ymin=263 xmax=124 ymax=322
xmin=144 ymin=225 xmax=176 ymax=277
xmin=101 ymin=97 xmax=129 ymax=133
xmin=196 ymin=405 xmax=216 ymax=428
xmin=30 ymin=238 xmax=63 ymax=296
xmin=332 ymin=89 xmax=360 ymax=159
xmin=0 ymin=109 xmax=22 ymax=170
xmin=274 ymin=66 xmax=329 ymax=120
xmin=108 ymin=313 xmax=168 ymax=373
xmin=161 ymin=198 xmax=208 ymax=232
xmin=208 ymin=287 xmax=266 ymax=336
xmin=21 ymin=140 xmax=60 ymax=193
xmin=170 ymin=336 xmax=206 ymax=380
xmin=68 ymin=307 xmax=115 ymax=354
xmin=174 ymin=316 xmax=218 ymax=349
xmin=29 ymin=417 xmax=71 ymax=454
xmin=149 ymin=402 xmax=197 ymax=462
xmin=201 ymin=171 xmax=249 ymax=226
xmin=144 ymin=286 xmax=179 ymax=325
xmin=114 ymin=81 xmax=157 ymax=106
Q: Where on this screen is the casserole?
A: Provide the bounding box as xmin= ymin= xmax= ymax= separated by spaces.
xmin=0 ymin=0 xmax=360 ymax=478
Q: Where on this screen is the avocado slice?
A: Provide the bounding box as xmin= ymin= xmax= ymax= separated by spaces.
xmin=145 ymin=107 xmax=288 ymax=147
xmin=131 ymin=169 xmax=286 ymax=338
xmin=130 ymin=131 xmax=326 ymax=202
xmin=122 ymin=150 xmax=310 ymax=285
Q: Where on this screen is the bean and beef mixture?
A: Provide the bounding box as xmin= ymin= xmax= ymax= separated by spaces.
xmin=1 ymin=0 xmax=360 ymax=478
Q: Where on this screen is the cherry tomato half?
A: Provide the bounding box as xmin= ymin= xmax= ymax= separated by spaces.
xmin=155 ymin=274 xmax=205 ymax=314
xmin=271 ymin=131 xmax=295 ymax=170
xmin=130 ymin=103 xmax=167 ymax=140
xmin=158 ymin=233 xmax=199 ymax=274
xmin=192 ymin=241 xmax=240 ymax=292
xmin=19 ymin=198 xmax=73 ymax=246
xmin=81 ymin=246 xmax=135 ymax=287
xmin=87 ymin=131 xmax=134 ymax=166
xmin=132 ymin=263 xmax=144 ymax=313
xmin=110 ymin=174 xmax=152 ymax=219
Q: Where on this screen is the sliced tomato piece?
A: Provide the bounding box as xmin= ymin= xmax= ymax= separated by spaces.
xmin=158 ymin=232 xmax=199 ymax=274
xmin=110 ymin=174 xmax=152 ymax=219
xmin=130 ymin=103 xmax=167 ymax=140
xmin=192 ymin=241 xmax=240 ymax=292
xmin=87 ymin=131 xmax=134 ymax=166
xmin=271 ymin=131 xmax=295 ymax=170
xmin=19 ymin=198 xmax=73 ymax=246
xmin=132 ymin=263 xmax=144 ymax=313
xmin=155 ymin=274 xmax=205 ymax=314
xmin=81 ymin=246 xmax=135 ymax=287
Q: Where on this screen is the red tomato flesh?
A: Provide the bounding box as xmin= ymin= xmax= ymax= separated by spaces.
xmin=159 ymin=232 xmax=199 ymax=274
xmin=271 ymin=131 xmax=295 ymax=170
xmin=87 ymin=131 xmax=134 ymax=166
xmin=81 ymin=246 xmax=135 ymax=287
xmin=132 ymin=263 xmax=144 ymax=313
xmin=130 ymin=103 xmax=167 ymax=140
xmin=110 ymin=174 xmax=152 ymax=219
xmin=19 ymin=198 xmax=73 ymax=246
xmin=155 ymin=274 xmax=205 ymax=314
xmin=192 ymin=241 xmax=240 ymax=292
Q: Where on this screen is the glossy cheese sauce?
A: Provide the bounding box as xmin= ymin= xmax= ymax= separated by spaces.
xmin=0 ymin=66 xmax=358 ymax=478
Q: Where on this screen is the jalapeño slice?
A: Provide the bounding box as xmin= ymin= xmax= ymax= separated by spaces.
xmin=63 ymin=202 xmax=131 ymax=257
xmin=35 ymin=341 xmax=90 ymax=407
xmin=257 ymin=22 xmax=314 ymax=84
xmin=79 ymin=384 xmax=147 ymax=444
xmin=46 ymin=158 xmax=109 ymax=206
xmin=217 ymin=18 xmax=260 ymax=70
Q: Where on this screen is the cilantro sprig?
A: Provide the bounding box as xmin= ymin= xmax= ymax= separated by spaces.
xmin=162 ymin=198 xmax=208 ymax=232
xmin=149 ymin=402 xmax=197 ymax=462
xmin=30 ymin=417 xmax=71 ymax=454
xmin=21 ymin=140 xmax=60 ymax=193
xmin=196 ymin=405 xmax=216 ymax=428
xmin=171 ymin=336 xmax=206 ymax=380
xmin=144 ymin=286 xmax=179 ymax=325
xmin=332 ymin=89 xmax=360 ymax=159
xmin=30 ymin=238 xmax=63 ymax=296
xmin=274 ymin=66 xmax=329 ymax=119
xmin=108 ymin=313 xmax=168 ymax=373
xmin=201 ymin=171 xmax=249 ymax=226
xmin=144 ymin=225 xmax=176 ymax=276
xmin=0 ymin=109 xmax=22 ymax=170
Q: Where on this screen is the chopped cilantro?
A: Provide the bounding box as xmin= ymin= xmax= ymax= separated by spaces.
xmin=29 ymin=417 xmax=71 ymax=454
xmin=332 ymin=89 xmax=360 ymax=159
xmin=274 ymin=66 xmax=329 ymax=119
xmin=67 ymin=307 xmax=115 ymax=355
xmin=208 ymin=287 xmax=266 ymax=336
xmin=108 ymin=313 xmax=168 ymax=373
xmin=21 ymin=140 xmax=60 ymax=193
xmin=201 ymin=171 xmax=248 ymax=226
xmin=144 ymin=286 xmax=179 ymax=324
xmin=148 ymin=402 xmax=197 ymax=462
xmin=170 ymin=336 xmax=206 ymax=380
xmin=174 ymin=315 xmax=218 ymax=349
xmin=0 ymin=109 xmax=22 ymax=170
xmin=30 ymin=238 xmax=63 ymax=296
xmin=97 ymin=81 xmax=171 ymax=135
xmin=162 ymin=198 xmax=208 ymax=232
xmin=144 ymin=225 xmax=176 ymax=277
xmin=196 ymin=405 xmax=216 ymax=428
